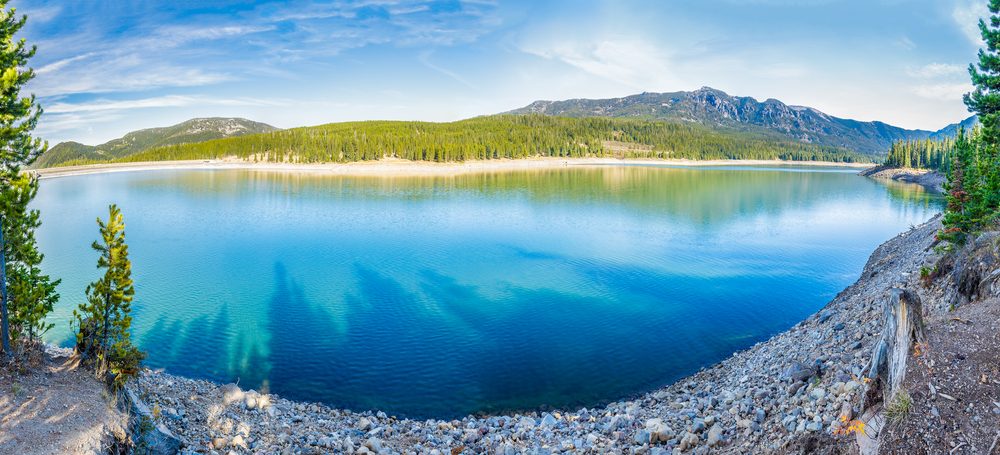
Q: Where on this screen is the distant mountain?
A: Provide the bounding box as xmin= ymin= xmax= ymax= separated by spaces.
xmin=930 ymin=115 xmax=978 ymax=140
xmin=34 ymin=117 xmax=278 ymax=168
xmin=508 ymin=87 xmax=971 ymax=155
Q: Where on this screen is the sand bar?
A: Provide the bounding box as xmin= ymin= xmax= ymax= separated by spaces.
xmin=34 ymin=156 xmax=875 ymax=179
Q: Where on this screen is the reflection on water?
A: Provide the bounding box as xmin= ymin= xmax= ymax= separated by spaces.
xmin=33 ymin=164 xmax=941 ymax=417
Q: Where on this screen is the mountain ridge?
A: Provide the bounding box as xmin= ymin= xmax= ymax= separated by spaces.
xmin=507 ymin=87 xmax=975 ymax=155
xmin=34 ymin=117 xmax=278 ymax=168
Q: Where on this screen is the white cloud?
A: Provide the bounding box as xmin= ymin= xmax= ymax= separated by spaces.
xmin=954 ymin=0 xmax=989 ymax=46
xmin=912 ymin=82 xmax=973 ymax=101
xmin=906 ymin=63 xmax=966 ymax=78
xmin=20 ymin=4 xmax=62 ymax=23
xmin=34 ymin=52 xmax=98 ymax=75
xmin=520 ymin=36 xmax=681 ymax=91
xmin=45 ymin=95 xmax=287 ymax=114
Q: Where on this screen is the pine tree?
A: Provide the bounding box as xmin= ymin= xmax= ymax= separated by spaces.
xmin=0 ymin=2 xmax=54 ymax=358
xmin=942 ymin=128 xmax=977 ymax=240
xmin=965 ymin=0 xmax=1000 ymax=222
xmin=73 ymin=205 xmax=145 ymax=384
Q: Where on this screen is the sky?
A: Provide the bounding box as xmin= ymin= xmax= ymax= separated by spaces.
xmin=11 ymin=0 xmax=992 ymax=145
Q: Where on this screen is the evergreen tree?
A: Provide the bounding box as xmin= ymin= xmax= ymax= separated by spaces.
xmin=964 ymin=0 xmax=1000 ymax=221
xmin=0 ymin=2 xmax=55 ymax=358
xmin=942 ymin=128 xmax=976 ymax=241
xmin=74 ymin=205 xmax=145 ymax=385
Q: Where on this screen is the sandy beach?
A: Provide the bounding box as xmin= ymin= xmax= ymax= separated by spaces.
xmin=34 ymin=157 xmax=875 ymax=179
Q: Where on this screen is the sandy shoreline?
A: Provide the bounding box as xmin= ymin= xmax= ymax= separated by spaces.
xmin=34 ymin=157 xmax=874 ymax=179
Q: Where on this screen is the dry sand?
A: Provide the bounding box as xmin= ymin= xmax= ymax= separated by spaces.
xmin=34 ymin=157 xmax=874 ymax=179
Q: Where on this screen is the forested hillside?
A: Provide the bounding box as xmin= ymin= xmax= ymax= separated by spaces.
xmin=35 ymin=118 xmax=277 ymax=168
xmin=62 ymin=115 xmax=869 ymax=166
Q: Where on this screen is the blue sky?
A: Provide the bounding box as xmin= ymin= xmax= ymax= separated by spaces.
xmin=13 ymin=0 xmax=991 ymax=144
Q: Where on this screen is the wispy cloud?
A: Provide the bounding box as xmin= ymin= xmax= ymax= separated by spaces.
xmin=418 ymin=51 xmax=477 ymax=89
xmin=520 ymin=36 xmax=681 ymax=91
xmin=906 ymin=63 xmax=966 ymax=78
xmin=953 ymin=0 xmax=988 ymax=46
xmin=45 ymin=95 xmax=288 ymax=114
xmin=912 ymin=82 xmax=973 ymax=101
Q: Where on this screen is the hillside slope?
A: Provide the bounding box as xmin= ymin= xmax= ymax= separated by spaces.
xmin=508 ymin=87 xmax=974 ymax=155
xmin=35 ymin=118 xmax=278 ymax=168
xmin=103 ymin=115 xmax=870 ymax=165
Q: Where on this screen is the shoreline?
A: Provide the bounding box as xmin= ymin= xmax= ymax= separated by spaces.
xmin=125 ymin=214 xmax=944 ymax=454
xmin=859 ymin=165 xmax=946 ymax=193
xmin=34 ymin=157 xmax=875 ymax=179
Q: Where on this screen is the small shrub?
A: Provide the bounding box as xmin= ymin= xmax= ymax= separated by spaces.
xmin=919 ymin=266 xmax=937 ymax=288
xmin=884 ymin=389 xmax=912 ymax=425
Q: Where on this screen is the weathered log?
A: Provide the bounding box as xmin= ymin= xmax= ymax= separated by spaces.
xmin=862 ymin=288 xmax=926 ymax=411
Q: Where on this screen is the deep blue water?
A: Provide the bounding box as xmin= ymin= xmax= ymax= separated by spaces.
xmin=33 ymin=165 xmax=941 ymax=418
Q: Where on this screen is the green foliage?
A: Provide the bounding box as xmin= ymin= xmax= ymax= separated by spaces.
xmin=34 ymin=118 xmax=279 ymax=168
xmin=883 ymin=389 xmax=912 ymax=425
xmin=942 ymin=1 xmax=1000 ymax=241
xmin=73 ymin=204 xmax=145 ymax=385
xmin=71 ymin=115 xmax=869 ymax=166
xmin=0 ymin=1 xmax=57 ymax=357
xmin=883 ymin=138 xmax=954 ymax=172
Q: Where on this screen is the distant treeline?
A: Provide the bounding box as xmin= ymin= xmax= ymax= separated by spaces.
xmin=883 ymin=138 xmax=955 ymax=172
xmin=62 ymin=115 xmax=869 ymax=166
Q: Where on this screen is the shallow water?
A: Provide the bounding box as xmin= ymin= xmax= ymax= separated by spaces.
xmin=34 ymin=164 xmax=941 ymax=418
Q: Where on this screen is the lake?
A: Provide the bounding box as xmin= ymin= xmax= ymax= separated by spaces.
xmin=33 ymin=164 xmax=941 ymax=418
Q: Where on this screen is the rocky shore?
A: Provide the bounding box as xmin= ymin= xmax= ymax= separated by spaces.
xmin=860 ymin=166 xmax=945 ymax=193
xmin=126 ymin=214 xmax=947 ymax=454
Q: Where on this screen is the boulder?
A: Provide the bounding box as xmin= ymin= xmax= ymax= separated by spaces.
xmin=220 ymin=383 xmax=244 ymax=405
xmin=782 ymin=362 xmax=816 ymax=383
xmin=644 ymin=418 xmax=672 ymax=443
xmin=706 ymin=424 xmax=724 ymax=447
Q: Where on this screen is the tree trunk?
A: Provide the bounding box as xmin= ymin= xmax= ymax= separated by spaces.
xmin=856 ymin=288 xmax=927 ymax=454
xmin=0 ymin=215 xmax=12 ymax=359
xmin=862 ymin=288 xmax=926 ymax=410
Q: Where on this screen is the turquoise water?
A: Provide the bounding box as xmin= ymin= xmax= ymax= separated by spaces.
xmin=33 ymin=165 xmax=941 ymax=418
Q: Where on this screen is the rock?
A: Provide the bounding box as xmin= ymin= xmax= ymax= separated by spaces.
xmin=231 ymin=434 xmax=246 ymax=449
xmin=634 ymin=429 xmax=651 ymax=445
xmin=357 ymin=417 xmax=373 ymax=431
xmin=833 ymin=322 xmax=846 ymax=331
xmin=539 ymin=413 xmax=558 ymax=428
xmin=244 ymin=394 xmax=258 ymax=410
xmin=678 ymin=432 xmax=699 ymax=451
xmin=212 ymin=437 xmax=228 ymax=449
xmin=519 ymin=416 xmax=536 ymax=430
xmin=839 ymin=402 xmax=853 ymax=422
xmin=220 ymin=383 xmax=244 ymax=405
xmin=690 ymin=418 xmax=706 ymax=433
xmin=463 ymin=429 xmax=480 ymax=444
xmin=782 ymin=362 xmax=815 ymax=383
xmin=806 ymin=421 xmax=823 ymax=432
xmin=645 ymin=418 xmax=672 ymax=443
xmin=809 ymin=388 xmax=826 ymax=401
xmin=787 ymin=382 xmax=805 ymax=396
xmin=365 ymin=437 xmax=383 ymax=452
xmin=844 ymin=380 xmax=860 ymax=393
xmin=818 ymin=309 xmax=835 ymax=323
xmin=706 ymin=424 xmax=723 ymax=447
